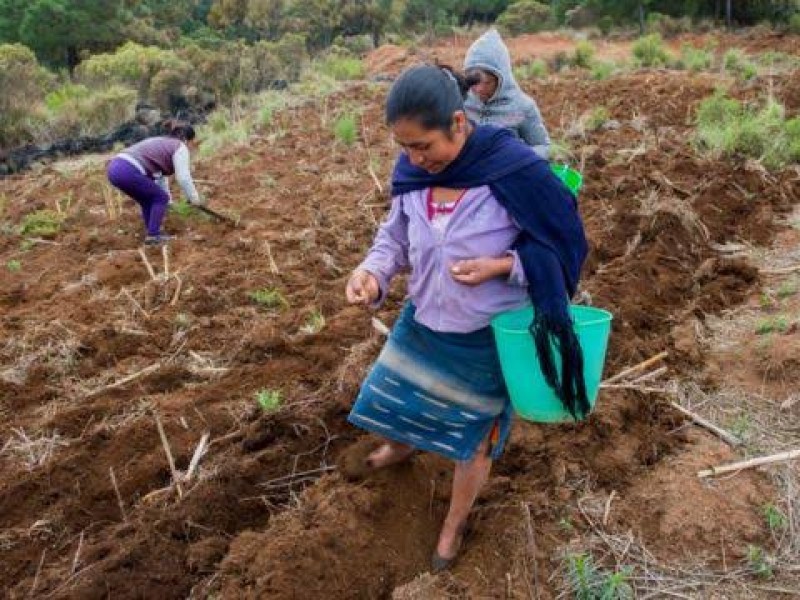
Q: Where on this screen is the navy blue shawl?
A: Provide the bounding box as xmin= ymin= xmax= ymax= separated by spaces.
xmin=391 ymin=124 xmax=590 ymax=419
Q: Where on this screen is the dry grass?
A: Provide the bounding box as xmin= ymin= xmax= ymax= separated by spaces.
xmin=1 ymin=428 xmax=70 ymax=470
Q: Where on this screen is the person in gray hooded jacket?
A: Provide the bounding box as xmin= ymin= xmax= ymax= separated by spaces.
xmin=464 ymin=29 xmax=551 ymax=159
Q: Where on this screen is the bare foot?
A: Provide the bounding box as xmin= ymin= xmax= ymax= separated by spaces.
xmin=365 ymin=442 xmax=415 ymax=469
xmin=435 ymin=519 xmax=468 ymax=560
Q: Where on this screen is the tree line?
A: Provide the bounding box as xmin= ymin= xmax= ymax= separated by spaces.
xmin=0 ymin=0 xmax=797 ymax=70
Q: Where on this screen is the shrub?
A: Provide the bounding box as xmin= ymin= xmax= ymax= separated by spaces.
xmin=45 ymin=84 xmax=137 ymax=139
xmin=591 ymin=61 xmax=616 ymax=80
xmin=681 ymin=44 xmax=713 ymax=72
xmin=572 ymin=40 xmax=595 ymax=69
xmin=0 ymin=43 xmax=54 ymax=146
xmin=334 ymin=113 xmax=357 ymax=145
xmin=632 ymin=34 xmax=670 ymax=68
xmin=695 ymin=92 xmax=795 ymax=169
xmin=598 ymin=15 xmax=613 ymax=36
xmin=77 ymin=42 xmax=192 ymax=104
xmin=647 ymin=12 xmax=692 ymax=38
xmin=722 ymin=48 xmax=757 ymax=80
xmin=789 ymin=12 xmax=800 ymax=34
xmin=497 ymin=0 xmax=554 ymax=35
xmin=514 ymin=59 xmax=548 ymax=80
xmin=319 ymin=55 xmax=365 ymax=81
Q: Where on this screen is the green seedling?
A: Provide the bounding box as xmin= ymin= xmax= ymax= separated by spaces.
xmin=300 ymin=309 xmax=325 ymax=334
xmin=334 ymin=114 xmax=357 ymax=146
xmin=6 ymin=259 xmax=22 ymax=273
xmin=255 ymin=388 xmax=282 ymax=412
xmin=755 ymin=316 xmax=790 ymax=335
xmin=175 ymin=313 xmax=191 ymax=330
xmin=762 ymin=504 xmax=788 ymax=534
xmin=777 ymin=280 xmax=798 ymax=299
xmin=587 ymin=106 xmax=610 ymax=131
xmin=747 ymin=545 xmax=774 ymax=579
xmin=248 ymin=287 xmax=288 ymax=310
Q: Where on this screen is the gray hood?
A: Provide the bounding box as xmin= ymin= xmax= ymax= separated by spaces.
xmin=464 ymin=28 xmax=519 ymax=103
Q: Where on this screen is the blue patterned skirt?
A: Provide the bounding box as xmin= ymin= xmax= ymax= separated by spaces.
xmin=348 ymin=303 xmax=512 ymax=461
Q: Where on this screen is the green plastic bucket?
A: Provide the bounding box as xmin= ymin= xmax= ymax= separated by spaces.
xmin=551 ymin=164 xmax=583 ymax=196
xmin=491 ymin=305 xmax=612 ymax=422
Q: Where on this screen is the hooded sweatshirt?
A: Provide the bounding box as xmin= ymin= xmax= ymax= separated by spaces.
xmin=464 ymin=29 xmax=551 ymax=159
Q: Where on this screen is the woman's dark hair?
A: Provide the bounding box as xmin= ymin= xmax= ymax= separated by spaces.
xmin=164 ymin=119 xmax=196 ymax=142
xmin=386 ymin=64 xmax=480 ymax=132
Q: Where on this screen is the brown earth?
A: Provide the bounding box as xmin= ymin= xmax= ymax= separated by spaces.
xmin=0 ymin=32 xmax=798 ymax=598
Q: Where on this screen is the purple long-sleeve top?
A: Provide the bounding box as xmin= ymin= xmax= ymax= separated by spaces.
xmin=359 ymin=185 xmax=530 ymax=333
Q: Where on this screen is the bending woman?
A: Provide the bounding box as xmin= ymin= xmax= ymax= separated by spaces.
xmin=107 ymin=120 xmax=203 ymax=245
xmin=345 ymin=65 xmax=588 ymax=571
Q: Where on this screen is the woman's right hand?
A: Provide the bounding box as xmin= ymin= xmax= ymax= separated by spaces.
xmin=346 ymin=270 xmax=380 ymax=305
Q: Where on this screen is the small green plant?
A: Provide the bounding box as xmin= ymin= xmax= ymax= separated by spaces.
xmin=681 ymin=44 xmax=713 ymax=72
xmin=255 ymin=388 xmax=282 ymax=412
xmin=762 ymin=504 xmax=788 ymax=534
xmin=300 ymin=309 xmax=325 ymax=334
xmin=777 ymin=279 xmax=798 ymax=299
xmin=514 ymin=59 xmax=548 ymax=80
xmin=722 ymin=48 xmax=757 ymax=80
xmin=319 ymin=55 xmax=365 ymax=81
xmin=175 ymin=313 xmax=191 ymax=330
xmin=6 ymin=259 xmax=21 ymax=273
xmin=572 ymin=40 xmax=596 ymax=69
xmin=632 ymin=34 xmax=670 ymax=68
xmin=729 ymin=413 xmax=752 ymax=439
xmin=169 ymin=200 xmax=195 ymax=218
xmin=598 ymin=15 xmax=613 ymax=36
xmin=248 ymin=287 xmax=288 ymax=310
xmin=20 ymin=209 xmax=64 ymax=237
xmin=558 ymin=517 xmax=574 ymax=532
xmin=755 ymin=315 xmax=790 ymax=335
xmin=334 ymin=113 xmax=357 ymax=146
xmin=586 ymin=106 xmax=610 ymax=131
xmin=591 ymin=61 xmax=616 ymax=80
xmin=565 ymin=553 xmax=633 ymax=600
xmin=747 ymin=545 xmax=774 ymax=579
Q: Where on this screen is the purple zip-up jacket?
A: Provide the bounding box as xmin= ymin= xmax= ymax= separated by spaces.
xmin=359 ymin=185 xmax=530 ymax=333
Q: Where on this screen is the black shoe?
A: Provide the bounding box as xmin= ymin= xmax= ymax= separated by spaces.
xmin=144 ymin=234 xmax=174 ymax=246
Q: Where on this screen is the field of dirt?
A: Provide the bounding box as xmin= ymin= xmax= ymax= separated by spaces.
xmin=1 ymin=32 xmax=798 ymax=598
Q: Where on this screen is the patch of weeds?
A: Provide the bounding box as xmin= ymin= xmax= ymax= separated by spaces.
xmin=255 ymin=388 xmax=282 ymax=412
xmin=514 ymin=59 xmax=548 ymax=80
xmin=197 ymin=110 xmax=250 ymax=159
xmin=758 ymin=292 xmax=775 ymax=309
xmin=723 ymin=48 xmax=757 ymax=80
xmin=762 ymin=504 xmax=788 ymax=534
xmin=591 ymin=61 xmax=616 ymax=80
xmin=169 ymin=200 xmax=196 ymax=219
xmin=175 ymin=313 xmax=191 ymax=330
xmin=777 ymin=279 xmax=798 ymax=299
xmin=681 ymin=44 xmax=713 ymax=72
xmin=300 ymin=309 xmax=325 ymax=334
xmin=319 ymin=55 xmax=365 ymax=81
xmin=549 ymin=138 xmax=575 ymax=163
xmin=6 ymin=259 xmax=22 ymax=273
xmin=632 ymin=33 xmax=670 ymax=67
xmin=334 ymin=113 xmax=357 ymax=146
xmin=586 ymin=106 xmax=610 ymax=131
xmin=20 ymin=210 xmax=64 ymax=238
xmin=729 ymin=413 xmax=752 ymax=439
xmin=572 ymin=40 xmax=595 ymax=69
xmin=248 ymin=287 xmax=288 ymax=310
xmin=755 ymin=315 xmax=790 ymax=335
xmin=695 ymin=92 xmax=796 ymax=168
xmin=746 ymin=545 xmax=774 ymax=579
xmin=19 ymin=239 xmax=36 ymax=252
xmin=565 ymin=553 xmax=633 ymax=600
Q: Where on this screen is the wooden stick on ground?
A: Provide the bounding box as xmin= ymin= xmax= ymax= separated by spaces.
xmin=85 ymin=363 xmax=161 ymax=398
xmin=671 ymin=402 xmax=742 ymax=447
xmin=602 ymin=351 xmax=669 ymax=385
xmin=185 ymin=433 xmax=210 ymax=482
xmin=109 ymin=467 xmax=128 ymax=522
xmin=137 ymin=247 xmax=158 ymax=281
xmin=521 ymin=502 xmax=541 ymax=600
xmin=154 ymin=413 xmax=184 ymax=498
xmin=698 ymin=448 xmax=800 ymax=478
xmin=70 ymin=531 xmax=84 ymax=575
xmin=162 ymin=245 xmax=170 ymax=279
xmin=760 ymin=264 xmax=800 ymax=276
xmin=30 ymin=549 xmax=46 ymax=597
xmin=629 ymin=365 xmax=669 ymax=385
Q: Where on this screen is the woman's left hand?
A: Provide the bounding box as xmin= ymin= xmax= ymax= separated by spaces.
xmin=450 ymin=256 xmax=512 ymax=286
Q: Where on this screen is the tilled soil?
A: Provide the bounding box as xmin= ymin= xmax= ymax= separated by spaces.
xmin=0 ymin=35 xmax=798 ymax=599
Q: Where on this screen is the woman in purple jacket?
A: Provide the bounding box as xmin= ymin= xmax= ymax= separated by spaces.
xmin=345 ymin=65 xmax=587 ymax=572
xmin=106 ymin=120 xmax=203 ymax=245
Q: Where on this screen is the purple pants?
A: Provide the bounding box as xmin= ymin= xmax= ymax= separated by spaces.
xmin=107 ymin=158 xmax=169 ymax=236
